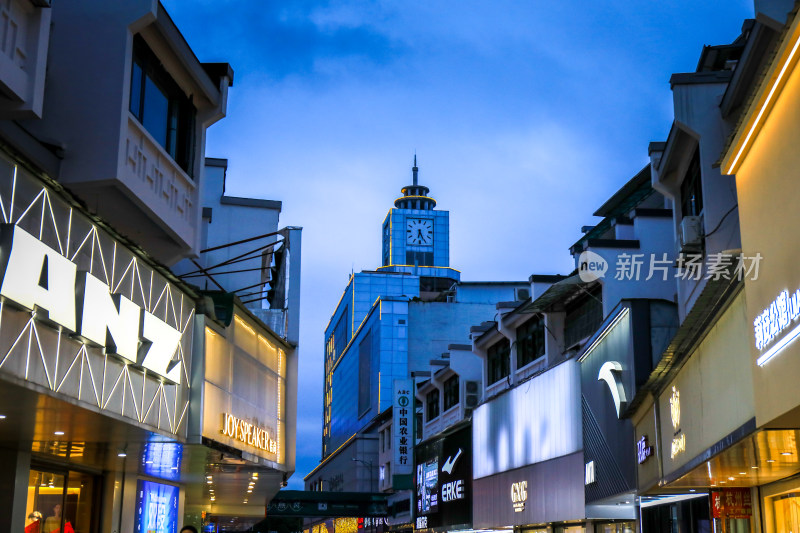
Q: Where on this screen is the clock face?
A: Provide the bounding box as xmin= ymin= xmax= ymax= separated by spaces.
xmin=406 ymin=218 xmax=433 ymax=245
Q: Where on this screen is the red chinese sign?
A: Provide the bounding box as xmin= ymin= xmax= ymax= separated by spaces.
xmin=711 ymin=488 xmax=752 ymax=520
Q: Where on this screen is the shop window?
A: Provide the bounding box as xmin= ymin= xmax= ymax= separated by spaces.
xmin=516 ymin=315 xmax=545 ymax=368
xmin=487 ymin=338 xmax=510 ymax=385
xmin=129 ymin=35 xmax=196 ymax=177
xmin=26 ymin=469 xmax=97 ymax=533
xmin=442 ymin=375 xmax=459 ymax=411
xmin=680 ymin=149 xmax=703 ymax=219
xmin=564 ymin=286 xmax=603 ymax=348
xmin=426 ymin=389 xmax=439 ymax=421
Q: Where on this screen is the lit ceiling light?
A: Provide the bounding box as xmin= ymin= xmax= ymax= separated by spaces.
xmin=0 ymin=415 xmax=6 ymax=419
xmin=689 ymin=489 xmax=696 ymax=492
xmin=117 ymin=452 xmax=127 ymax=457
xmin=207 ymin=475 xmax=213 ymax=480
xmin=206 ymin=480 xmax=212 ymax=484
xmin=720 ymin=481 xmax=726 ymax=484
xmin=729 ymin=477 xmax=735 ymax=481
xmin=247 ymin=489 xmax=253 ymax=493
xmin=739 ymin=472 xmax=746 ymax=475
xmin=768 ymin=459 xmax=776 ymax=463
xmin=252 ymin=473 xmax=258 ymax=479
xmin=782 ymin=452 xmax=792 ymax=456
xmin=752 ymin=466 xmax=759 ymax=469
xmin=54 ymin=431 xmax=65 ymax=436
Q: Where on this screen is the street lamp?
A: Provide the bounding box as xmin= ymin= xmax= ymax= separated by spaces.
xmin=351 ymin=458 xmax=376 ymax=492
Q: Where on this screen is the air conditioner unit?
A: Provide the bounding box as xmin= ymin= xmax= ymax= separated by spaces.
xmin=464 ymin=381 xmax=480 ymax=408
xmin=679 ymin=216 xmax=703 ymax=250
xmin=515 ymin=288 xmax=530 ymax=301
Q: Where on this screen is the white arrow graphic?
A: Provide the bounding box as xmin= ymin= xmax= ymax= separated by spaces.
xmin=598 ymin=361 xmax=627 ymax=418
xmin=442 ymin=448 xmax=462 ymax=474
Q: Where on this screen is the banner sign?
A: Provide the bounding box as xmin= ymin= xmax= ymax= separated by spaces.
xmin=393 ymin=379 xmax=414 ymax=475
xmin=711 ymin=489 xmax=752 ymax=520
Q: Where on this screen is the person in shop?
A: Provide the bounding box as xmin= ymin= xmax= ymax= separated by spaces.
xmin=25 ymin=511 xmax=43 ymax=533
xmin=42 ymin=504 xmax=74 ymax=533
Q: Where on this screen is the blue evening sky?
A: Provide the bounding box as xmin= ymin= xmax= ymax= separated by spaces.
xmin=163 ymin=0 xmax=753 ymax=488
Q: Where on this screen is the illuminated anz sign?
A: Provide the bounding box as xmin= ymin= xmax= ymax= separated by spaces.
xmin=754 ymin=288 xmax=800 ymax=366
xmin=0 ymin=224 xmax=183 ymax=383
xmin=221 ymin=412 xmax=277 ymax=453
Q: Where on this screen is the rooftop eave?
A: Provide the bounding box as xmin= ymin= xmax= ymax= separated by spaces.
xmin=669 ymin=70 xmax=733 ymax=89
xmin=719 ymin=18 xmax=781 ymax=119
xmin=720 ymin=5 xmax=800 ymax=175
xmin=152 ymin=2 xmax=228 ymax=109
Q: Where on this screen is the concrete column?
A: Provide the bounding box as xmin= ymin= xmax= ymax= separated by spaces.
xmin=0 ymin=447 xmax=31 ymax=532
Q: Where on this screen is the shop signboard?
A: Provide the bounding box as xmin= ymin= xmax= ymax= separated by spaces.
xmin=473 ymin=360 xmax=581 ymax=479
xmin=393 ymin=379 xmax=414 ymax=476
xmin=578 ymin=301 xmax=676 ymax=504
xmin=414 ymin=424 xmax=471 ymax=530
xmin=0 ymin=159 xmax=194 ymax=436
xmin=711 ymin=489 xmax=752 ymax=520
xmin=135 ymin=480 xmax=179 ymax=533
xmin=201 ymin=315 xmax=285 ymax=465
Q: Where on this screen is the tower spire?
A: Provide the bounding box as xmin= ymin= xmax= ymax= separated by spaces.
xmin=412 ymin=154 xmax=418 ymax=186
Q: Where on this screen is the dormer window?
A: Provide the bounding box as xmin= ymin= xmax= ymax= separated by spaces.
xmin=516 ymin=316 xmax=545 ymax=368
xmin=487 ymin=338 xmax=510 ymax=384
xmin=426 ymin=389 xmax=440 ymax=421
xmin=680 ymin=150 xmax=703 ymax=219
xmin=129 ymin=35 xmax=196 ymax=177
xmin=443 ymin=375 xmax=459 ymax=410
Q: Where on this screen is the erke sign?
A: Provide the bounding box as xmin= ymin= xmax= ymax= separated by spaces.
xmin=0 ymin=225 xmax=183 ymax=383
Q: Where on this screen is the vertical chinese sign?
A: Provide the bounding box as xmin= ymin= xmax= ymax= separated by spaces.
xmin=393 ymin=379 xmax=414 ymax=487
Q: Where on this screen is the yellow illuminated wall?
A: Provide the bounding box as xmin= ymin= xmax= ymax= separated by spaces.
xmin=202 ymin=313 xmax=286 ymax=466
xmin=723 ymin=15 xmax=800 ymax=427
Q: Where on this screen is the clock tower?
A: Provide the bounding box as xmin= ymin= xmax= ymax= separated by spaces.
xmin=380 ymin=158 xmax=460 ymax=290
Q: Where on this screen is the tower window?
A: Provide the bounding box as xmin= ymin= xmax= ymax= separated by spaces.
xmin=358 ymin=330 xmax=373 ymax=416
xmin=406 ymin=251 xmax=433 ymax=266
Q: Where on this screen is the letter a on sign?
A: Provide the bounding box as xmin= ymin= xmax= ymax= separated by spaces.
xmin=0 ymin=225 xmax=77 ymax=331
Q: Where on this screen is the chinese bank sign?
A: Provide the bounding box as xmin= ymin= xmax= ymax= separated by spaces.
xmin=0 ymin=161 xmax=193 ymax=435
xmin=393 ymin=379 xmax=413 ymax=475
